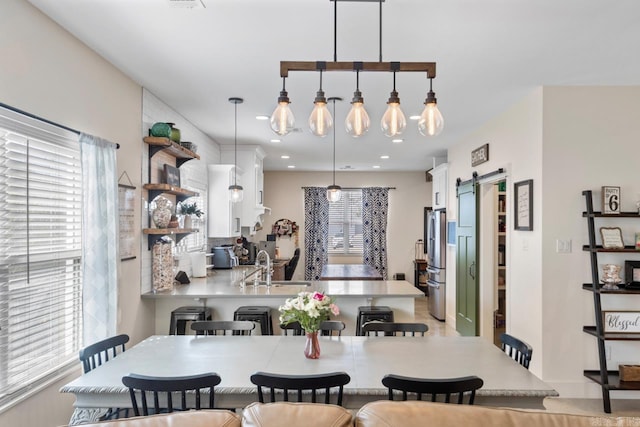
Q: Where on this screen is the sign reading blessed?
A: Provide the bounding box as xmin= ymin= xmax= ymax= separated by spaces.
xmin=603 ymin=311 xmax=640 ymax=333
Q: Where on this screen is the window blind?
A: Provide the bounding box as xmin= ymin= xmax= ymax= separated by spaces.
xmin=328 ymin=189 xmax=363 ymax=255
xmin=0 ymin=109 xmax=82 ymax=409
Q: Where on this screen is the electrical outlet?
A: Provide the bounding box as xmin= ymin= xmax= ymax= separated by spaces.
xmin=556 ymin=239 xmax=572 ymax=253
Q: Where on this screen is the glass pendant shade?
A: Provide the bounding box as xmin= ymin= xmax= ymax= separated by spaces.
xmin=380 ymin=90 xmax=406 ymax=138
xmin=345 ymin=90 xmax=370 ymax=137
xmin=327 ymin=185 xmax=342 ymax=202
xmin=418 ymin=88 xmax=444 ymax=137
xmin=309 ymin=91 xmax=332 ymax=137
xmin=270 ymin=90 xmax=295 ymax=136
xmin=229 ymin=184 xmax=244 ymax=203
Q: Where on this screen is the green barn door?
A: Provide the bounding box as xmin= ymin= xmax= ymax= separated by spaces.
xmin=456 ymin=180 xmax=479 ymax=336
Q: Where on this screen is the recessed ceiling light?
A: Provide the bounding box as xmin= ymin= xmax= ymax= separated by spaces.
xmin=373 ymin=165 xmax=381 ymax=169
xmin=392 ymin=139 xmax=403 ymax=144
xmin=256 ymin=115 xmax=269 ymax=120
xmin=270 ymin=139 xmax=281 ymax=143
xmin=380 ymin=155 xmax=389 ymax=159
xmin=281 ymin=155 xmax=290 ymax=159
xmin=409 ymin=115 xmax=420 ymax=121
xmin=287 ymin=165 xmax=296 ymax=168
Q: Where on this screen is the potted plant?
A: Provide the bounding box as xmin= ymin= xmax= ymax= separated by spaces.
xmin=178 ymin=201 xmax=204 ymax=229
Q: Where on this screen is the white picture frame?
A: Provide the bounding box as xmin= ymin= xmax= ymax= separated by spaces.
xmin=603 ymin=311 xmax=640 ymax=333
xmin=600 ymin=227 xmax=625 ymax=249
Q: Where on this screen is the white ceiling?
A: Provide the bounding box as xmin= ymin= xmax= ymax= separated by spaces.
xmin=27 ymin=0 xmax=640 ymax=172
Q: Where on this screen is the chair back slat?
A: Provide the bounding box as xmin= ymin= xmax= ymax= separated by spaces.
xmin=382 ymin=374 xmax=483 ymax=405
xmin=79 ymin=334 xmax=130 ymax=373
xmin=250 ymin=371 xmax=351 ymax=407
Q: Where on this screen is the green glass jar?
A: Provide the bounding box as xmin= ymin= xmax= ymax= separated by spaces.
xmin=166 ymin=122 xmax=181 ymax=143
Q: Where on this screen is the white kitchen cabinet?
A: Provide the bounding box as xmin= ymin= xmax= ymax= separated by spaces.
xmin=429 ymin=162 xmax=448 ymax=210
xmin=221 ymin=145 xmax=269 ymax=234
xmin=207 ymin=164 xmax=242 ymax=238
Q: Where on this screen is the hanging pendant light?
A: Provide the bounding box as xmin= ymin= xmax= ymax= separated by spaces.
xmin=345 ymin=69 xmax=370 ymax=138
xmin=270 ymin=77 xmax=295 ymax=136
xmin=418 ymin=77 xmax=444 ymax=137
xmin=327 ymin=97 xmax=342 ymax=203
xmin=229 ymin=97 xmax=243 ymax=203
xmin=309 ymin=69 xmax=333 ymax=137
xmin=380 ymin=71 xmax=407 ymax=138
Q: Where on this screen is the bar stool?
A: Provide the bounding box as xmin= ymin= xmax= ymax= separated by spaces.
xmin=169 ymin=306 xmax=212 ymax=335
xmin=356 ymin=306 xmax=394 ymax=336
xmin=234 ymin=306 xmax=273 ymax=335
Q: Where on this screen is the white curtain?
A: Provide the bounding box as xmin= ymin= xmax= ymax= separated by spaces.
xmin=79 ymin=133 xmax=119 ymax=345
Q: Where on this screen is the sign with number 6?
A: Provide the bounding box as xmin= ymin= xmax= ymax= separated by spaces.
xmin=602 ymin=186 xmax=621 ymax=214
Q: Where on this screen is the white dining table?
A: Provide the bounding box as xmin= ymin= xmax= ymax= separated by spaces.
xmin=61 ymin=335 xmax=557 ymax=424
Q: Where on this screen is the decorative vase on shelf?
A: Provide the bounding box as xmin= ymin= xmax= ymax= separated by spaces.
xmin=166 ymin=122 xmax=181 ymax=144
xmin=152 ymin=197 xmax=172 ymax=229
xmin=184 ymin=215 xmax=193 ymax=229
xmin=150 ymin=122 xmax=172 ymax=138
xmin=601 ymin=264 xmax=622 ymax=290
xmin=304 ymin=331 xmax=321 ymax=359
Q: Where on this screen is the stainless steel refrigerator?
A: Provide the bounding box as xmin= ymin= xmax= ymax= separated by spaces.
xmin=426 ymin=209 xmax=446 ymax=320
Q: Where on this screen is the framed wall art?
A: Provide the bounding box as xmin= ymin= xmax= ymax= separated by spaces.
xmin=514 ymin=179 xmax=533 ymax=231
xmin=603 ymin=311 xmax=640 ymax=333
xmin=164 ymin=164 xmax=181 ymax=187
xmin=118 ymin=183 xmax=136 ymax=261
xmin=602 ymin=186 xmax=621 ymax=214
xmin=625 ymin=260 xmax=640 ymax=286
xmin=600 ymin=227 xmax=624 ymax=249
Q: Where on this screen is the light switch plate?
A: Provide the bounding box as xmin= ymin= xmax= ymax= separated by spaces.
xmin=556 ymin=239 xmax=572 ymax=253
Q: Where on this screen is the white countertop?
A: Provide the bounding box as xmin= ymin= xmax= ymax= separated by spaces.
xmin=142 ymin=267 xmax=425 ymax=299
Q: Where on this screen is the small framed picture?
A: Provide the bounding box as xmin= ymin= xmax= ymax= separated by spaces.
xmin=625 ymin=260 xmax=640 ymax=285
xmin=514 ymin=179 xmax=533 ymax=231
xmin=600 ymin=227 xmax=624 ymax=249
xmin=602 ymin=186 xmax=621 ymax=214
xmin=164 ymin=164 xmax=180 ymax=187
xmin=603 ymin=311 xmax=640 ymax=333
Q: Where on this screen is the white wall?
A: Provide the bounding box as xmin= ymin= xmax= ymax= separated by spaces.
xmin=0 ymin=0 xmax=147 ymax=424
xmin=254 ymin=171 xmax=431 ymax=283
xmin=447 ymin=86 xmax=640 ymax=398
xmin=541 ymin=86 xmax=640 ymax=397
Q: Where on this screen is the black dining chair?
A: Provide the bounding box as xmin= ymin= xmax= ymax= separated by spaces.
xmin=319 ymin=320 xmax=346 ymax=337
xmin=500 ymin=333 xmax=533 ymax=369
xmin=190 ymin=320 xmax=255 ymax=336
xmin=79 ymin=334 xmax=130 ymax=374
xmin=284 ymin=248 xmax=300 ymax=280
xmin=382 ymin=374 xmax=484 ymax=404
xmin=79 ymin=334 xmax=130 ymax=420
xmin=250 ymin=371 xmax=351 ymax=406
xmin=362 ymin=322 xmax=429 ymax=336
xmin=280 ymin=321 xmax=304 ymax=336
xmin=122 ymin=372 xmax=222 ymax=416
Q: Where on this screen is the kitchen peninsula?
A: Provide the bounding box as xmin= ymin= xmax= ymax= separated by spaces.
xmin=143 ymin=267 xmax=424 ymax=336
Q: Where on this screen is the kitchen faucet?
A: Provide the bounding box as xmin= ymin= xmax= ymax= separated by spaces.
xmin=255 ymin=249 xmax=272 ymax=287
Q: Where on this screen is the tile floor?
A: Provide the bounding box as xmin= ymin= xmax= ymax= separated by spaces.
xmin=415 ymin=296 xmax=640 ymax=417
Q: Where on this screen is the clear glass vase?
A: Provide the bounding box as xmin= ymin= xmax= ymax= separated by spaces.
xmin=304 ymin=331 xmax=321 ymax=359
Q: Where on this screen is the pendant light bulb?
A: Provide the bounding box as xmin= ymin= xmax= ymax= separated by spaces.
xmin=309 ymin=70 xmax=333 ymax=137
xmin=345 ymin=90 xmax=370 ymax=138
xmin=380 ymin=90 xmax=406 ymax=138
xmin=418 ymin=79 xmax=444 ymax=137
xmin=270 ymin=79 xmax=295 ymax=136
xmin=228 ymin=97 xmax=244 ymax=203
xmin=327 ymin=185 xmax=342 ymax=203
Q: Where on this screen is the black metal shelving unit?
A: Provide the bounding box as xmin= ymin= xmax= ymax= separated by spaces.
xmin=582 ymin=189 xmax=640 ymax=413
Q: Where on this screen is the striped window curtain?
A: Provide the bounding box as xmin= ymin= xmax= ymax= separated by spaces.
xmin=79 ymin=133 xmax=118 ymax=346
xmin=304 ymin=187 xmax=329 ymax=280
xmin=362 ymin=187 xmax=389 ymax=279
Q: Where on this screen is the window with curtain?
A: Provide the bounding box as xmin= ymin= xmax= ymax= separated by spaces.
xmin=328 ymin=189 xmax=363 ymax=255
xmin=0 ymin=109 xmax=82 ymax=408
